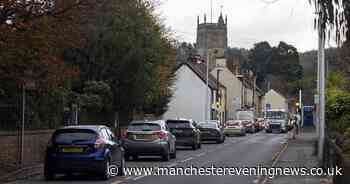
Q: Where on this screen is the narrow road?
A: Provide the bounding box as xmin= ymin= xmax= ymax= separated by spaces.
xmin=10 ymin=132 xmax=289 ymax=184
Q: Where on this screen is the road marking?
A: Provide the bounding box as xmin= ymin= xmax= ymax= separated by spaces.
xmin=180 ymin=157 xmax=193 ymax=163
xmin=259 ymin=141 xmax=289 ymax=184
xmin=112 ymin=180 xmax=124 ymax=184
xmin=167 ymin=162 xmax=178 ymax=167
xmin=253 ymin=178 xmax=259 ymax=184
xmin=195 ymin=152 xmax=206 ymax=157
xmin=125 ymin=176 xmax=133 ymax=180
xmin=133 ymin=175 xmax=146 ymax=181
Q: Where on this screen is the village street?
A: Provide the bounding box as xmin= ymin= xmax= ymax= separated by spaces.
xmin=10 ymin=132 xmax=288 ymax=184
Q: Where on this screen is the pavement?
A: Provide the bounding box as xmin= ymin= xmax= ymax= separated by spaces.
xmin=269 ymin=127 xmax=332 ymax=184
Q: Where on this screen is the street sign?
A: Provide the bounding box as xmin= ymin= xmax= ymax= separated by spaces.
xmin=314 ymin=94 xmax=319 ymax=104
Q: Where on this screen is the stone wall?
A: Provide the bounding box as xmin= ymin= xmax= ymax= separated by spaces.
xmin=0 ymin=130 xmax=54 ymax=171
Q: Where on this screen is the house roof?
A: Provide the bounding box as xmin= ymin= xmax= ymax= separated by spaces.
xmin=176 ymin=62 xmax=221 ymax=90
xmin=266 ymin=89 xmax=287 ymax=99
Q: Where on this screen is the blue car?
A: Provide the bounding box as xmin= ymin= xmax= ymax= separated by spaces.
xmin=44 ymin=125 xmax=125 ymax=180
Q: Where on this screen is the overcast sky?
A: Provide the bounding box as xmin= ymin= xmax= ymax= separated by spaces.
xmin=158 ymin=0 xmax=330 ymax=52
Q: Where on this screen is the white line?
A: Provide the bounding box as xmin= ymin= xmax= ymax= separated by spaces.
xmin=111 ymin=180 xmax=124 ymax=184
xmin=195 ymin=152 xmax=206 ymax=157
xmin=133 ymin=175 xmax=146 ymax=181
xmin=180 ymin=157 xmax=193 ymax=163
xmin=125 ymin=176 xmax=133 ymax=180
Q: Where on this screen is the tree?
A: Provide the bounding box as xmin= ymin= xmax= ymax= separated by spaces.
xmin=64 ymin=0 xmax=176 ymax=123
xmin=248 ymin=41 xmax=303 ymax=96
xmin=310 ymin=0 xmax=350 ymax=43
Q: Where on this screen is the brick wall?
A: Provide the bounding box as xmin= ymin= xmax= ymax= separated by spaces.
xmin=0 ymin=130 xmax=54 ymax=171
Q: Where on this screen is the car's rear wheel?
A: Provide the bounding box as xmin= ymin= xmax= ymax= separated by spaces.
xmin=44 ymin=164 xmax=54 ymax=181
xmin=100 ymin=158 xmax=111 ymax=180
xmin=162 ymin=147 xmax=170 ymax=161
xmin=192 ymin=143 xmax=197 ymax=150
xmin=118 ymin=157 xmax=125 ymax=176
xmin=170 ymin=147 xmax=176 ymax=159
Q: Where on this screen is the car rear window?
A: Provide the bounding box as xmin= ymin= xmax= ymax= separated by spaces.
xmin=227 ymin=122 xmax=240 ymax=126
xmin=199 ymin=123 xmax=217 ymax=129
xmin=166 ymin=120 xmax=191 ymax=128
xmin=53 ymin=129 xmax=97 ymax=144
xmin=128 ymin=123 xmax=161 ymax=131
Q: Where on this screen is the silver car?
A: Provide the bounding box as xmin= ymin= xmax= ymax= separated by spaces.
xmin=224 ymin=120 xmax=246 ymax=136
xmin=123 ymin=120 xmax=176 ymax=161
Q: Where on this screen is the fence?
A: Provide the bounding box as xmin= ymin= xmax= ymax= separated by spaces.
xmin=323 ymin=135 xmax=350 ymax=184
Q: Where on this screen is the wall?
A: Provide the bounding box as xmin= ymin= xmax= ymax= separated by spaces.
xmin=263 ymin=90 xmax=288 ymax=111
xmin=0 ymin=130 xmax=54 ymax=171
xmin=211 ymin=67 xmax=242 ymax=120
xmin=163 ymin=65 xmax=213 ymax=122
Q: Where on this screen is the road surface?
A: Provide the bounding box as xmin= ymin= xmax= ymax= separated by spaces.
xmin=10 ymin=132 xmax=289 ymax=184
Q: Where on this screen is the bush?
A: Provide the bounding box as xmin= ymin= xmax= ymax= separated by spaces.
xmin=326 ymin=92 xmax=350 ymax=134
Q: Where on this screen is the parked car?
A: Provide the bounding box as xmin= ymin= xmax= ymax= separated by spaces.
xmin=256 ymin=118 xmax=266 ymax=131
xmin=224 ymin=120 xmax=246 ymax=136
xmin=44 ymin=125 xmax=125 ymax=180
xmin=198 ymin=121 xmax=225 ymax=143
xmin=206 ymin=120 xmax=223 ymax=128
xmin=166 ymin=119 xmax=201 ymax=150
xmin=236 ymin=110 xmax=256 ymax=133
xmin=122 ymin=120 xmax=176 ymax=161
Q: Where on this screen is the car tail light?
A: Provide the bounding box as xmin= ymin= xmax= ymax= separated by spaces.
xmin=94 ymin=136 xmax=105 ymax=149
xmin=155 ymin=131 xmax=167 ymax=139
xmin=121 ymin=131 xmax=128 ymax=139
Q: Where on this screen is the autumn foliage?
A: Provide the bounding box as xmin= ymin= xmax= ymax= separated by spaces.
xmin=0 ymin=0 xmax=102 ymax=91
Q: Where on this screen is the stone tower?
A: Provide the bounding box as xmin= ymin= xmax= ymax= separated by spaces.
xmin=196 ymin=13 xmax=228 ymax=70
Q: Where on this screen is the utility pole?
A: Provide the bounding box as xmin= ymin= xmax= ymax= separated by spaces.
xmin=210 ymin=0 xmax=213 ymax=23
xmin=299 ymin=89 xmax=304 ymax=127
xmin=317 ymin=5 xmax=326 ymax=164
xmin=20 ymin=85 xmax=25 ymax=165
xmin=205 ymin=51 xmax=210 ymax=121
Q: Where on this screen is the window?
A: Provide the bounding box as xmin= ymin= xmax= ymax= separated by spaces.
xmin=128 ymin=123 xmax=161 ymax=131
xmin=53 ymin=129 xmax=97 ymax=144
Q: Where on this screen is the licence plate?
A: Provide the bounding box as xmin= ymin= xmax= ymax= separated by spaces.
xmin=62 ymin=147 xmax=83 ymax=153
xmin=173 ymin=129 xmax=183 ymax=133
xmin=136 ymin=134 xmax=153 ymax=139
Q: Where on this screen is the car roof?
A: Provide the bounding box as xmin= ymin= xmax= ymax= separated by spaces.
xmin=166 ymin=119 xmax=192 ymax=122
xmin=130 ymin=120 xmax=165 ymax=125
xmin=57 ymin=125 xmax=109 ymax=132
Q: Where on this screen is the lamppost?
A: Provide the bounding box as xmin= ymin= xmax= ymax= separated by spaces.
xmin=216 ymin=69 xmax=222 ymax=122
xmin=236 ymin=74 xmax=244 ymax=109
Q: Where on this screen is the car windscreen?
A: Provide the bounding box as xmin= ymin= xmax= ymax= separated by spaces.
xmin=53 ymin=129 xmax=97 ymax=144
xmin=198 ymin=123 xmax=217 ymax=129
xmin=128 ymin=123 xmax=161 ymax=131
xmin=166 ymin=120 xmax=191 ymax=129
xmin=236 ymin=111 xmax=253 ymax=120
xmin=266 ymin=111 xmax=286 ymax=119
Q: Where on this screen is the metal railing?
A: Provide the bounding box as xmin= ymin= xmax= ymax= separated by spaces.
xmin=323 ymin=135 xmax=350 ymax=184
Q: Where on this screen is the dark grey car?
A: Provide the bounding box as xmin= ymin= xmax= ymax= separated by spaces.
xmin=122 ymin=120 xmax=176 ymax=161
xmin=166 ymin=119 xmax=201 ymax=150
xmin=198 ymin=122 xmax=225 ymax=143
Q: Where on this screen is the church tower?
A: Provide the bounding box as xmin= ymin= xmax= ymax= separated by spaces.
xmin=196 ymin=12 xmax=228 ymax=70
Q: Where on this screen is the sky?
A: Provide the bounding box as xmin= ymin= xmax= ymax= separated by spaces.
xmin=157 ymin=0 xmax=333 ymax=52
